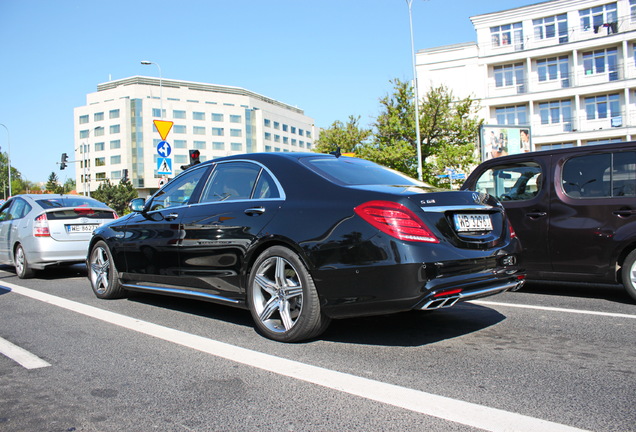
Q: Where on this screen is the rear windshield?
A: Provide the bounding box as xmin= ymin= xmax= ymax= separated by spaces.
xmin=36 ymin=197 xmax=110 ymax=209
xmin=301 ymin=157 xmax=425 ymax=186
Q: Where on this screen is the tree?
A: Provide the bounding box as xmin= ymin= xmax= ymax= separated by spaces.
xmin=314 ymin=115 xmax=372 ymax=155
xmin=0 ymin=152 xmax=23 ymax=198
xmin=360 ymin=79 xmax=481 ymax=187
xmin=46 ymin=172 xmax=63 ymax=193
xmin=92 ymin=178 xmax=138 ymax=215
xmin=63 ymin=178 xmax=76 ymax=194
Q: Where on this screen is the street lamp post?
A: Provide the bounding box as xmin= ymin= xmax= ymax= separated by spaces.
xmin=141 ymin=60 xmax=163 ymax=118
xmin=0 ymin=123 xmax=11 ymax=197
xmin=406 ymin=0 xmax=423 ymax=181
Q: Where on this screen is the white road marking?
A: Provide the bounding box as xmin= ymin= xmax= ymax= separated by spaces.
xmin=0 ymin=336 xmax=51 ymax=369
xmin=2 ymin=281 xmax=590 ymax=432
xmin=471 ymin=300 xmax=636 ymax=319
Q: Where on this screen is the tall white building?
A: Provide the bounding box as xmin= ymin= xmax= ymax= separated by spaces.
xmin=73 ymin=76 xmax=315 ymax=197
xmin=417 ymin=0 xmax=636 ymax=153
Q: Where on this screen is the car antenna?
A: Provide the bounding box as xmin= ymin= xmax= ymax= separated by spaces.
xmin=330 ymin=146 xmax=342 ymax=158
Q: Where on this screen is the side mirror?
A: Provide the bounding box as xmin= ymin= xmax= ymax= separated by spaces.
xmin=129 ymin=197 xmax=146 ymax=213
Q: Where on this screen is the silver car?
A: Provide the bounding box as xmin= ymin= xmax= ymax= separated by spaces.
xmin=0 ymin=194 xmax=118 ymax=278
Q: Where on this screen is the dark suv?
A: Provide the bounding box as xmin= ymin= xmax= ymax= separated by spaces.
xmin=462 ymin=141 xmax=636 ymax=301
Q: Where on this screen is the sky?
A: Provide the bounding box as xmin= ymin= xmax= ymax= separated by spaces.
xmin=0 ymin=0 xmax=541 ymax=184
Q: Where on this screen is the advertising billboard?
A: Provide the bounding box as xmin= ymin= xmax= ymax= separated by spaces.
xmin=481 ymin=125 xmax=532 ymax=161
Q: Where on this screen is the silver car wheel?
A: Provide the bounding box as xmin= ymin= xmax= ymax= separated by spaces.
xmin=90 ymin=245 xmax=110 ymax=295
xmin=252 ymin=256 xmax=304 ymax=333
xmin=14 ymin=244 xmax=34 ymax=279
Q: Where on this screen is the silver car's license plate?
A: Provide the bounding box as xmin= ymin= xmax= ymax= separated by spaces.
xmin=67 ymin=224 xmax=98 ymax=233
xmin=453 ymin=214 xmax=493 ymax=232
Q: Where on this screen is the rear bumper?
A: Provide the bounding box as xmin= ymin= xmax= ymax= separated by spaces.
xmin=21 ymin=237 xmax=90 ymax=270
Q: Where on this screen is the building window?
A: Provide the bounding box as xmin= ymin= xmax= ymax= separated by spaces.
xmin=110 ymin=140 xmax=121 ymax=149
xmin=273 ymin=121 xmax=280 ymax=129
xmin=111 ymin=170 xmax=122 ymax=180
xmin=533 ymin=14 xmax=568 ymax=43
xmin=291 ymin=139 xmax=297 ymax=146
xmin=264 ymin=119 xmax=271 ymax=127
xmin=274 ymin=135 xmax=280 ymax=142
xmin=231 ymin=143 xmax=242 ymax=151
xmin=230 ymin=129 xmax=242 ymax=137
xmin=299 ymin=141 xmax=305 ymax=148
xmin=193 ymin=126 xmax=206 ymax=135
xmin=95 ymin=157 xmax=106 ymax=167
xmin=94 ymin=142 xmax=105 ymax=151
xmin=174 ymin=140 xmax=187 ymax=149
xmin=110 ymin=155 xmax=121 ymax=165
xmin=490 ymin=22 xmax=523 ymax=50
xmin=212 ymin=142 xmax=224 ymax=150
xmin=152 ymin=108 xmax=165 ymax=118
xmin=283 ymin=137 xmax=289 ymax=144
xmin=173 ymin=110 xmax=186 ymax=119
xmin=537 ymin=56 xmax=569 ymax=86
xmin=282 ymin=124 xmax=288 ymax=132
xmin=580 ymin=3 xmax=617 ymax=33
xmin=583 ymin=48 xmax=618 ymax=78
xmin=79 ymin=130 xmax=89 ymax=139
xmin=291 ymin=126 xmax=297 ymax=134
xmin=109 ymin=109 xmax=120 ymax=119
xmin=539 ymin=100 xmax=572 ymax=125
xmin=193 ymin=141 xmax=206 ymax=149
xmin=230 ymin=115 xmax=242 ymax=123
xmin=95 ymin=172 xmax=106 ymax=181
xmin=174 ymin=125 xmax=187 ymax=134
xmin=193 ymin=112 xmax=205 ymax=121
xmin=110 ymin=124 xmax=120 ymax=134
xmin=306 ymin=130 xmax=312 ymax=138
xmin=212 ymin=127 xmax=224 ymax=136
xmin=265 ymin=145 xmax=272 ymax=152
xmin=585 ymin=94 xmax=620 ymax=120
xmin=175 ymin=155 xmax=187 ymax=164
xmin=494 ymin=63 xmax=524 ymax=89
xmin=94 ymin=112 xmax=104 ymax=121
xmin=211 ymin=113 xmax=224 ymax=122
xmin=94 ymin=127 xmax=105 ymax=137
xmin=632 ymin=0 xmax=636 ymax=23
xmin=79 ymin=115 xmax=89 ymax=124
xmin=495 ymin=105 xmax=528 ymax=125
xmin=265 ymin=132 xmax=272 ymax=140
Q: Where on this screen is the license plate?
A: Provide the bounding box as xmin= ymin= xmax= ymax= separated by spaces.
xmin=67 ymin=224 xmax=98 ymax=233
xmin=453 ymin=214 xmax=493 ymax=232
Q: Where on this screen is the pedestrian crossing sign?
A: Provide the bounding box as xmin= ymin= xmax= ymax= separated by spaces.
xmin=157 ymin=157 xmax=173 ymax=175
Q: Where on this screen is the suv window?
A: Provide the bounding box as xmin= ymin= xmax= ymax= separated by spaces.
xmin=474 ymin=163 xmax=542 ymax=201
xmin=562 ymin=152 xmax=636 ymax=198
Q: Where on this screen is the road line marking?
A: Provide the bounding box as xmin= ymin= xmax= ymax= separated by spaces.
xmin=0 ymin=336 xmax=51 ymax=369
xmin=2 ymin=282 xmax=589 ymax=432
xmin=471 ymin=300 xmax=636 ymax=319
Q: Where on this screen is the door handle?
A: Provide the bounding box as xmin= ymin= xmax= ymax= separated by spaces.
xmin=244 ymin=207 xmax=265 ymax=216
xmin=164 ymin=213 xmax=179 ymax=221
xmin=526 ymin=211 xmax=547 ymax=219
xmin=613 ymin=209 xmax=636 ymax=218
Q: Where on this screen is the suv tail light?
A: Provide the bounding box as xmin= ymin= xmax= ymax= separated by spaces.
xmin=354 ymin=200 xmax=439 ymax=243
xmin=33 ymin=214 xmax=50 ymax=237
xmin=507 ymin=217 xmax=517 ymax=239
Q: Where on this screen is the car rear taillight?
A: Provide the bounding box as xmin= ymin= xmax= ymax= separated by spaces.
xmin=354 ymin=200 xmax=439 ymax=243
xmin=113 ymin=212 xmax=119 ymax=219
xmin=508 ymin=218 xmax=517 ymax=239
xmin=33 ymin=214 xmax=50 ymax=237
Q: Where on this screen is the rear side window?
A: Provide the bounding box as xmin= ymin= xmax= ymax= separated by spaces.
xmin=200 ymin=162 xmax=262 ymax=203
xmin=562 ymin=151 xmax=636 ymax=198
xmin=473 ymin=163 xmax=542 ymax=201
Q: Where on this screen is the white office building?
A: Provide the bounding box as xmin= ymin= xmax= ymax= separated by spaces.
xmin=73 ymin=76 xmax=315 ymax=197
xmin=417 ymin=0 xmax=636 ymax=154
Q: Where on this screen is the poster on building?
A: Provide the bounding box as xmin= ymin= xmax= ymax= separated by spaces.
xmin=480 ymin=125 xmax=532 ymax=161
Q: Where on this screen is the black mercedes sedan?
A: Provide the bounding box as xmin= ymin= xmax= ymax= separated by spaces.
xmin=87 ymin=153 xmax=524 ymax=342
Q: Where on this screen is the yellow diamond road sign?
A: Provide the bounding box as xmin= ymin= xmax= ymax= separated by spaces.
xmin=153 ymin=120 xmax=174 ymax=141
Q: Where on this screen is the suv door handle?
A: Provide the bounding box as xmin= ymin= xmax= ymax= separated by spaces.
xmin=164 ymin=213 xmax=179 ymax=221
xmin=613 ymin=209 xmax=636 ymax=218
xmin=526 ymin=211 xmax=547 ymax=219
xmin=245 ymin=207 xmax=265 ymax=216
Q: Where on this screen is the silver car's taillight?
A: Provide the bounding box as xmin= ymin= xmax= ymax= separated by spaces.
xmin=33 ymin=214 xmax=50 ymax=237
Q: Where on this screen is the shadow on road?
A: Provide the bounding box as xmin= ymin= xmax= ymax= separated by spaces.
xmin=322 ymin=302 xmax=505 ymax=347
xmin=520 ymin=280 xmax=634 ymax=305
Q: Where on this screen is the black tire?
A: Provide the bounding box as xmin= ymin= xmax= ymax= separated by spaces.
xmin=247 ymin=246 xmax=330 ymax=342
xmin=14 ymin=244 xmax=34 ymax=279
xmin=621 ymin=250 xmax=636 ymax=302
xmin=88 ymin=240 xmax=126 ymax=299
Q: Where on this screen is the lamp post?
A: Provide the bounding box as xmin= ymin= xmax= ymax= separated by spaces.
xmin=406 ymin=0 xmax=423 ymax=181
xmin=141 ymin=60 xmax=163 ymax=118
xmin=0 ymin=123 xmax=11 ymax=197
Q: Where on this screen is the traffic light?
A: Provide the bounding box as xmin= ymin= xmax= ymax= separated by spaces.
xmin=189 ymin=149 xmax=201 ymax=165
xmin=60 ymin=153 xmax=68 ymax=170
xmin=181 ymin=149 xmax=201 ymax=170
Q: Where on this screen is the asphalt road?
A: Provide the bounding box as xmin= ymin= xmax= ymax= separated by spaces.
xmin=0 ymin=264 xmax=634 ymax=432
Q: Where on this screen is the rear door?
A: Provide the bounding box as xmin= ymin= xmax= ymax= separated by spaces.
xmin=178 ymin=161 xmax=282 ymax=300
xmin=549 ymin=150 xmax=636 ymax=280
xmin=464 ymin=158 xmax=550 ymax=274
